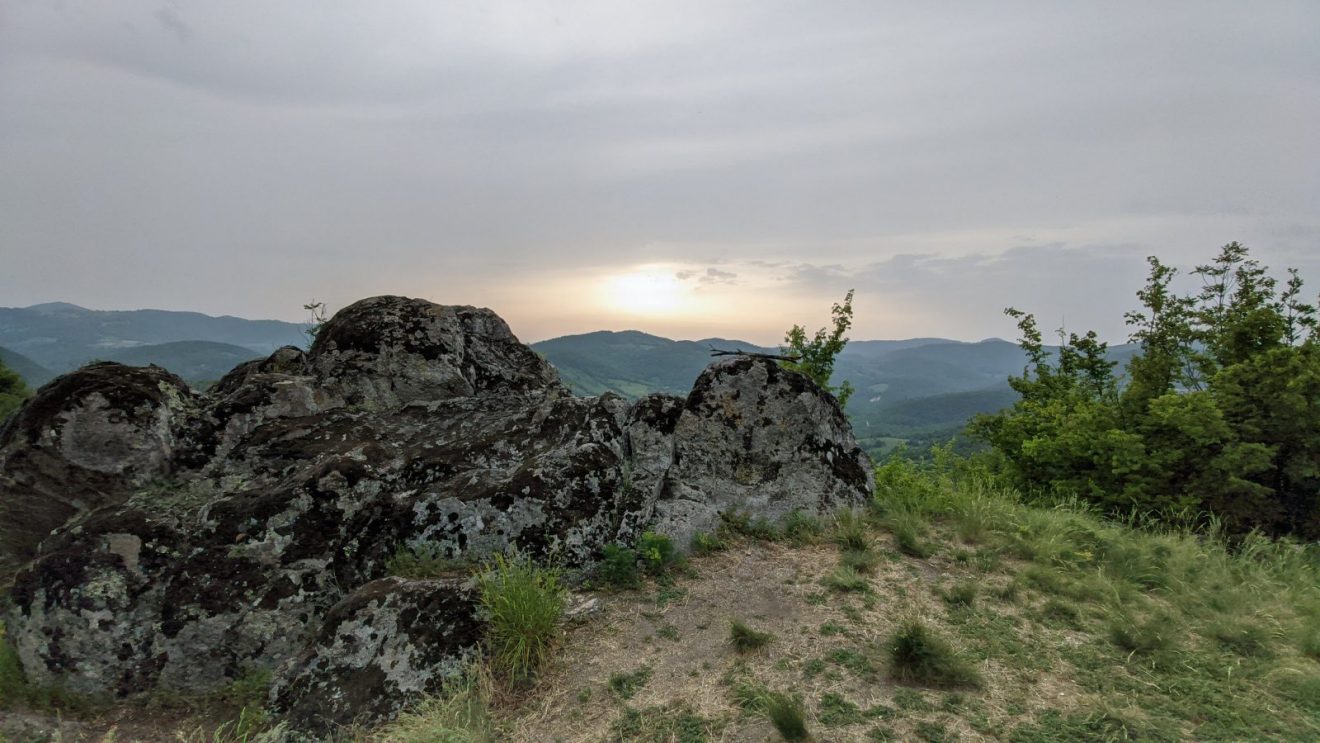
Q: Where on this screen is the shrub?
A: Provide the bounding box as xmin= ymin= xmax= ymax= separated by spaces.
xmin=887 ymin=619 xmax=981 ymax=688
xmin=637 ymin=532 xmax=678 ymax=574
xmin=729 ymin=620 xmax=774 ymax=653
xmin=477 ymin=554 xmax=566 ymax=682
xmin=691 ymin=532 xmax=727 ymax=555
xmin=599 ymin=544 xmax=642 ymax=590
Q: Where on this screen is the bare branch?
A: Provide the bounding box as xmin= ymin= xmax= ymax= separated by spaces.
xmin=708 ymin=346 xmax=800 ymax=362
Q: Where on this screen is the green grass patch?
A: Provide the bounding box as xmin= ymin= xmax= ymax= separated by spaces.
xmin=608 ymin=665 xmax=653 ymax=700
xmin=729 ymin=619 xmax=774 ymax=653
xmin=822 ymin=565 xmax=870 ymax=593
xmin=887 ymin=619 xmax=982 ymax=688
xmin=608 ymin=701 xmax=722 ymax=742
xmin=373 ymin=670 xmax=495 ymax=742
xmin=477 ymin=553 xmax=566 ymax=682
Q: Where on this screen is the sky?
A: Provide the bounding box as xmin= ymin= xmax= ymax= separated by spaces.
xmin=1 ymin=1 xmax=1317 ymax=345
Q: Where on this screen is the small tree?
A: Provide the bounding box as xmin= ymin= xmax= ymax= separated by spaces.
xmin=302 ymin=301 xmax=328 ymax=349
xmin=0 ymin=358 xmax=30 ymax=421
xmin=781 ymin=290 xmax=855 ymax=406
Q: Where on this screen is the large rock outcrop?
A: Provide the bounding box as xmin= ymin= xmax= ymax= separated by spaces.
xmin=0 ymin=295 xmax=871 ymax=731
xmin=0 ymin=363 xmax=202 ymax=574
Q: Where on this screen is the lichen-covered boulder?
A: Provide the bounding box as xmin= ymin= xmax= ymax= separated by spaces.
xmin=270 ymin=577 xmax=482 ymax=734
xmin=307 ymin=296 xmax=562 ymax=410
xmin=0 ymin=296 xmax=874 ymax=731
xmin=0 ymin=363 xmax=202 ymax=572
xmin=649 ymin=356 xmax=873 ymax=548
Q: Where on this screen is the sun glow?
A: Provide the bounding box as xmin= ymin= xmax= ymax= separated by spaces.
xmin=602 ymin=267 xmax=688 ymax=316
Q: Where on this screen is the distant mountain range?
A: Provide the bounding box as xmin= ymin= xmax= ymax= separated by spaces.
xmin=0 ymin=302 xmax=1139 ymax=453
xmin=0 ymin=302 xmax=308 ymax=385
xmin=531 ymin=331 xmax=1142 ymax=451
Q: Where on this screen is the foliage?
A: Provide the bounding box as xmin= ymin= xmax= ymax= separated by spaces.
xmin=598 ymin=544 xmax=642 ymax=590
xmin=781 ymin=289 xmax=856 ymax=406
xmin=476 ymin=553 xmax=566 ymax=682
xmin=302 ymin=300 xmax=328 ymax=348
xmin=972 ymin=242 xmax=1320 ymax=538
xmin=0 ymin=358 xmax=30 ymax=422
xmin=598 ymin=532 xmax=679 ymax=590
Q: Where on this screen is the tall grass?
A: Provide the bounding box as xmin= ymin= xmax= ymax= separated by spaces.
xmin=476 ymin=553 xmax=566 ymax=683
xmin=377 ymin=670 xmax=494 ymax=743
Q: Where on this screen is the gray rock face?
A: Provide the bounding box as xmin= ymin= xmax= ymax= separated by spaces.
xmin=0 ymin=296 xmax=871 ymax=730
xmin=0 ymin=362 xmax=202 ymax=573
xmin=271 ymin=577 xmax=482 ymax=734
xmin=649 ymin=357 xmax=874 ymax=549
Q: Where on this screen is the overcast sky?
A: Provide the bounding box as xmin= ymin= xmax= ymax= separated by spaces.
xmin=1 ymin=1 xmax=1317 ymax=344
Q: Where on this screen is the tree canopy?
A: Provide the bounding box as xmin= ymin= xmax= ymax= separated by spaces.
xmin=971 ymin=243 xmax=1320 ymax=538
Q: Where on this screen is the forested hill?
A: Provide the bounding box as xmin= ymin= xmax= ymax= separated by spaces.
xmin=532 ymin=331 xmax=1140 ymax=452
xmin=0 ymin=302 xmax=307 ymax=383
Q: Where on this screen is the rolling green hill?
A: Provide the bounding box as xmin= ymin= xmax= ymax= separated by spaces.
xmin=0 ymin=347 xmax=54 ymax=389
xmin=533 ymin=331 xmax=1139 ymax=456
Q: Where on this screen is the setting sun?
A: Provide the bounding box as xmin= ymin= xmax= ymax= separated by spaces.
xmin=602 ymin=267 xmax=688 ymax=315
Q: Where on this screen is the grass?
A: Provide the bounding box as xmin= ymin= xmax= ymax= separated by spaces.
xmin=833 ymin=508 xmax=870 ymax=552
xmin=477 ymin=553 xmax=566 ymax=682
xmin=607 ymin=665 xmax=653 ymax=700
xmin=376 ymin=670 xmax=494 ymax=743
xmin=386 ymin=542 xmax=468 ymax=578
xmin=731 ymin=680 xmax=809 ymax=742
xmin=728 ymin=619 xmax=775 ymax=653
xmin=608 ymin=701 xmax=722 ymax=742
xmin=822 ymin=564 xmax=870 ymax=593
xmin=887 ymin=619 xmax=982 ymax=689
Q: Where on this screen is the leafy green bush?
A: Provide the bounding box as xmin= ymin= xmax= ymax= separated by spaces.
xmin=477 ymin=554 xmax=566 ymax=682
xmin=691 ymin=532 xmax=727 ymax=555
xmin=599 ymin=544 xmax=642 ymax=590
xmin=886 ymin=619 xmax=981 ymax=688
xmin=637 ymin=531 xmax=677 ymax=574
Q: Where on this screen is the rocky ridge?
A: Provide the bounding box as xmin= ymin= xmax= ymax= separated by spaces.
xmin=0 ymin=296 xmax=872 ymax=734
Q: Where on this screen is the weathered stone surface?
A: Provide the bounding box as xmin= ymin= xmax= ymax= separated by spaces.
xmin=0 ymin=363 xmax=201 ymax=572
xmin=648 ymin=357 xmax=873 ymax=549
xmin=307 ymin=296 xmax=562 ymax=410
xmin=0 ymin=296 xmax=872 ymax=732
xmin=270 ymin=577 xmax=482 ymax=734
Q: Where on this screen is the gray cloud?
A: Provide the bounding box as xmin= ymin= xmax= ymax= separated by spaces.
xmin=0 ymin=1 xmax=1316 ymax=342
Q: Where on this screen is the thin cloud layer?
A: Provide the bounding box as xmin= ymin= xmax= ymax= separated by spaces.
xmin=1 ymin=1 xmax=1316 ymax=343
